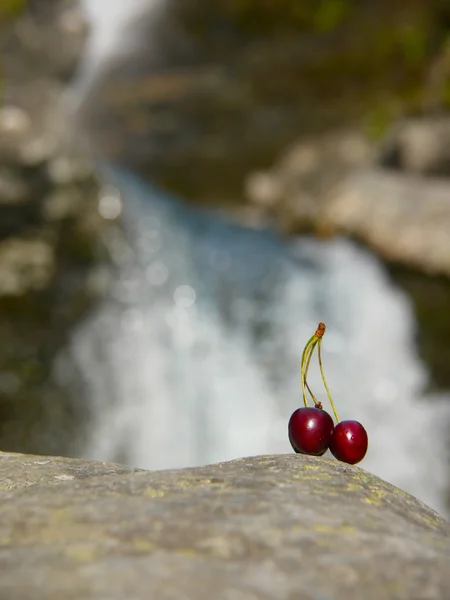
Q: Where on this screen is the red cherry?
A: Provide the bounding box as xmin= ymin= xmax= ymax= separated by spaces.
xmin=329 ymin=420 xmax=368 ymax=465
xmin=288 ymin=407 xmax=334 ymax=456
xmin=289 ymin=425 xmax=329 ymax=456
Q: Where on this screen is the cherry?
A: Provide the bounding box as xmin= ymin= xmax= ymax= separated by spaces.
xmin=329 ymin=420 xmax=368 ymax=465
xmin=289 ymin=322 xmax=369 ymax=464
xmin=288 ymin=407 xmax=334 ymax=456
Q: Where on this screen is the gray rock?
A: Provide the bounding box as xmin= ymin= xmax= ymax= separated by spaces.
xmin=0 ymin=452 xmax=448 ymax=600
xmin=381 ymin=118 xmax=450 ymax=176
xmin=245 ymin=125 xmax=450 ymax=278
xmin=0 ymin=237 xmax=55 ymax=296
xmin=322 ymin=168 xmax=450 ymax=276
xmin=1 ymin=0 xmax=88 ymax=82
xmin=245 ymin=130 xmax=375 ymax=234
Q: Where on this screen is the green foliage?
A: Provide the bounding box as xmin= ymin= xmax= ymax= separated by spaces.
xmin=313 ymin=0 xmax=350 ymax=33
xmin=208 ymin=0 xmax=353 ymax=34
xmin=0 ymin=0 xmax=27 ymax=20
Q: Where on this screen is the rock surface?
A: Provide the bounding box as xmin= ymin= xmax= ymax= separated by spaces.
xmin=381 ymin=117 xmax=450 ymax=176
xmin=245 ymin=121 xmax=450 ymax=274
xmin=245 ymin=129 xmax=376 ymax=234
xmin=322 ymin=168 xmax=450 ymax=277
xmin=0 ymin=452 xmax=448 ymax=600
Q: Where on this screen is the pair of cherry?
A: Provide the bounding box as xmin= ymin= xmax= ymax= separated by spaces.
xmin=288 ymin=323 xmax=368 ymax=465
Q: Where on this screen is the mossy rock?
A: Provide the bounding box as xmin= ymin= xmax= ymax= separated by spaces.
xmin=0 ymin=452 xmax=448 ymax=599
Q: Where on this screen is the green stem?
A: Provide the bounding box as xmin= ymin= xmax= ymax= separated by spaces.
xmin=318 ymin=339 xmax=340 ymax=422
xmin=300 ymin=335 xmax=317 ymax=407
xmin=304 ymin=341 xmax=320 ymax=406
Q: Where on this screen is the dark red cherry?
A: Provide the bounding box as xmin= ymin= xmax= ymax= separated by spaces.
xmin=289 ymin=428 xmax=328 ymax=456
xmin=329 ymin=420 xmax=368 ymax=465
xmin=288 ymin=427 xmax=300 ymax=453
xmin=288 ymin=407 xmax=334 ymax=456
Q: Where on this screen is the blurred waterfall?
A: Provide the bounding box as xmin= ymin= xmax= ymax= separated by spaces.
xmin=59 ymin=167 xmax=449 ymax=515
xmin=62 ymin=1 xmax=450 ymax=517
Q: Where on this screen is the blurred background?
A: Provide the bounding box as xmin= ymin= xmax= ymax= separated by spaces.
xmin=1 ymin=0 xmax=450 ymax=515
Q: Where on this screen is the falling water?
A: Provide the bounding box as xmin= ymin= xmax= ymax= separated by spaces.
xmin=63 ymin=1 xmax=450 ymax=516
xmin=57 ymin=166 xmax=449 ymax=516
xmin=75 ymin=0 xmax=154 ymax=101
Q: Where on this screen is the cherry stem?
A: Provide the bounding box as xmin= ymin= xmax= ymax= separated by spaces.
xmin=304 ymin=341 xmax=320 ymax=406
xmin=318 ymin=339 xmax=341 ymax=423
xmin=300 ymin=335 xmax=316 ymax=407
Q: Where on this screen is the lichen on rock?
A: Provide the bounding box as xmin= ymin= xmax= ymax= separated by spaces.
xmin=0 ymin=452 xmax=448 ymax=600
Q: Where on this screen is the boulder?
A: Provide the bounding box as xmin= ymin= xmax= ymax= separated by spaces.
xmin=245 ymin=129 xmax=376 ymax=234
xmin=245 ymin=125 xmax=450 ymax=277
xmin=0 ymin=452 xmax=448 ymax=600
xmin=381 ymin=117 xmax=450 ymax=177
xmin=322 ymin=168 xmax=450 ymax=277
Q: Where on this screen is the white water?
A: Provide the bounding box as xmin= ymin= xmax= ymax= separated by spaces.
xmin=75 ymin=0 xmax=158 ymax=101
xmin=57 ymin=167 xmax=449 ymax=515
xmin=66 ymin=2 xmax=450 ymax=516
